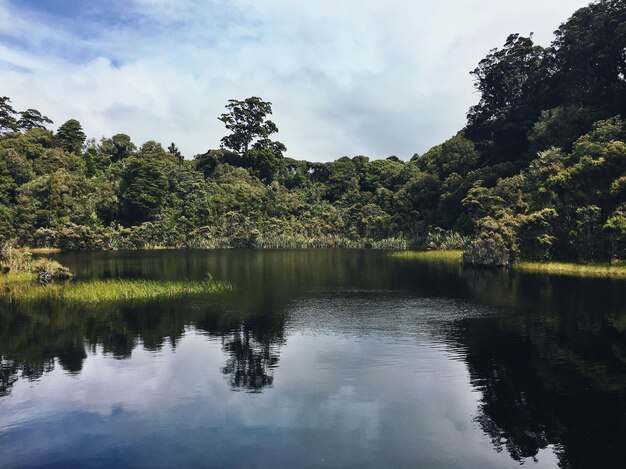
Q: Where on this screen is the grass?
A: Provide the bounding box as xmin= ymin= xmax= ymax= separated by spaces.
xmin=20 ymin=247 xmax=61 ymax=254
xmin=513 ymin=260 xmax=626 ymax=279
xmin=0 ymin=271 xmax=37 ymax=285
xmin=389 ymin=250 xmax=464 ymax=263
xmin=1 ymin=277 xmax=232 ymax=304
xmin=390 ymin=249 xmax=626 ymax=279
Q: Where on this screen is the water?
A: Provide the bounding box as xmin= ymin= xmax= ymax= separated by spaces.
xmin=1 ymin=249 xmax=625 ymax=468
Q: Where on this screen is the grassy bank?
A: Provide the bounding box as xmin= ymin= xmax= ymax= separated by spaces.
xmin=389 ymin=250 xmax=463 ymax=263
xmin=514 ymin=261 xmax=626 ymax=279
xmin=1 ymin=277 xmax=232 ymax=304
xmin=0 ymin=271 xmax=37 ymax=285
xmin=19 ymin=247 xmax=62 ymax=254
xmin=390 ymin=250 xmax=626 ymax=279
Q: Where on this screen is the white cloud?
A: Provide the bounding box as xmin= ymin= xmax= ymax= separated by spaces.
xmin=0 ymin=0 xmax=590 ymax=160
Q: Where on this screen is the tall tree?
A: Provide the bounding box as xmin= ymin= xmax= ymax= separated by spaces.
xmin=56 ymin=119 xmax=86 ymax=154
xmin=218 ymin=97 xmax=286 ymax=157
xmin=167 ymin=142 xmax=183 ymax=162
xmin=17 ymin=109 xmax=53 ymax=131
xmin=466 ymin=34 xmax=550 ymax=162
xmin=100 ymin=133 xmax=136 ymax=164
xmin=552 ymin=0 xmax=626 ymax=115
xmin=0 ymin=96 xmax=18 ymax=135
xmin=119 ymin=157 xmax=169 ymax=224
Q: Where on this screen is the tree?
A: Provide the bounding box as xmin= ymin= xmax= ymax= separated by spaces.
xmin=167 ymin=143 xmax=183 ymax=162
xmin=17 ymin=109 xmax=53 ymax=131
xmin=56 ymin=119 xmax=86 ymax=154
xmin=194 ymin=149 xmax=236 ymax=179
xmin=218 ymin=97 xmax=286 ymax=157
xmin=246 ymin=148 xmax=281 ymax=184
xmin=518 ymin=208 xmax=558 ymax=260
xmin=138 ymin=141 xmax=167 ymax=159
xmin=361 ymin=158 xmax=405 ymax=192
xmin=552 ymin=0 xmax=626 ymax=116
xmin=571 ymin=205 xmax=603 ymax=261
xmin=0 ymin=148 xmax=34 ymax=205
xmin=100 ymin=133 xmax=136 ymax=163
xmin=466 ymin=34 xmax=549 ymax=161
xmin=119 ymin=157 xmax=169 ymax=224
xmin=415 ymin=133 xmax=479 ymax=178
xmin=0 ymin=96 xmax=18 ymax=135
xmin=324 ymin=157 xmax=359 ymax=202
xmin=604 ymin=204 xmax=626 ymax=260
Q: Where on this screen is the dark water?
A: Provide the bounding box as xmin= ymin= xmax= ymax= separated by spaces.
xmin=1 ymin=250 xmax=626 ymax=468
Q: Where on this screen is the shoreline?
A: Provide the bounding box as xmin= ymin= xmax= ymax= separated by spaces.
xmin=8 ymin=247 xmax=626 ymax=280
xmin=391 ymin=250 xmax=626 ymax=279
xmin=513 ymin=260 xmax=626 ymax=279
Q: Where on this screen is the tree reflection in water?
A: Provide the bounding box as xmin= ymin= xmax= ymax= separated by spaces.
xmin=0 ymin=358 xmax=53 ymax=398
xmin=0 ymin=296 xmax=286 ymax=396
xmin=453 ymin=269 xmax=626 ymax=468
xmin=221 ymin=323 xmax=283 ymax=392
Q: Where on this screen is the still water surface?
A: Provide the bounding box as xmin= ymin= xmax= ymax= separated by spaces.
xmin=1 ymin=250 xmax=626 ymax=468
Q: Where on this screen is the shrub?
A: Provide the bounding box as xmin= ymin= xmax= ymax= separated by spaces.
xmin=463 ymin=233 xmax=511 ymax=267
xmin=32 ymin=258 xmax=72 ymax=284
xmin=424 ymin=228 xmax=471 ymax=251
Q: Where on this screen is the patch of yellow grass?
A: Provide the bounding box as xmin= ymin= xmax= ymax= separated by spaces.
xmin=390 ymin=250 xmax=626 ymax=279
xmin=0 ymin=271 xmax=37 ymax=285
xmin=514 ymin=261 xmax=626 ymax=279
xmin=389 ymin=250 xmax=463 ymax=263
xmin=19 ymin=247 xmax=62 ymax=254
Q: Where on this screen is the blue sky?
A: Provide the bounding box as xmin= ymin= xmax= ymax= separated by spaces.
xmin=0 ymin=0 xmax=590 ymax=161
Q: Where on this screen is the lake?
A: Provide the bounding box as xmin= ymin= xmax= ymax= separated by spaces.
xmin=1 ymin=249 xmax=625 ymax=468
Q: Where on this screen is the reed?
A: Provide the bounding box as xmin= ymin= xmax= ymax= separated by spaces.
xmin=253 ymin=235 xmax=409 ymax=249
xmin=390 ymin=250 xmax=464 ymax=263
xmin=391 ymin=250 xmax=626 ymax=279
xmin=19 ymin=247 xmax=62 ymax=254
xmin=0 ymin=271 xmax=37 ymax=285
xmin=185 ymin=233 xmax=409 ymax=249
xmin=514 ymin=261 xmax=626 ymax=279
xmin=4 ymin=277 xmax=231 ymax=304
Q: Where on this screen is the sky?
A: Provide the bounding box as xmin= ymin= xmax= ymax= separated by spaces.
xmin=0 ymin=0 xmax=591 ymax=161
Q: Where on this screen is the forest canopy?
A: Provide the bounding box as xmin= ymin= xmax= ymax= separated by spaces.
xmin=0 ymin=0 xmax=625 ymax=265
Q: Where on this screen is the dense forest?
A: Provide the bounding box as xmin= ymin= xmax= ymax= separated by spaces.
xmin=0 ymin=0 xmax=625 ymax=265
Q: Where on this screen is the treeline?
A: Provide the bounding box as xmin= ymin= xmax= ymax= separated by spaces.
xmin=0 ymin=0 xmax=625 ymax=264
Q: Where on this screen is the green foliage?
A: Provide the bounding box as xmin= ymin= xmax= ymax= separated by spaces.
xmin=119 ymin=156 xmax=169 ymax=224
xmin=415 ymin=133 xmax=479 ymax=178
xmin=604 ymin=204 xmax=626 ymax=260
xmin=528 ymin=106 xmax=599 ymax=154
xmin=518 ymin=208 xmax=558 ymax=260
xmin=218 ymin=97 xmax=286 ymax=157
xmin=1 ymin=97 xmax=52 ymax=135
xmin=12 ymin=278 xmax=231 ymax=304
xmin=0 ymin=96 xmax=18 ymax=134
xmin=423 ymin=228 xmax=471 ymax=251
xmin=56 ymin=119 xmax=86 ymax=154
xmin=552 ymin=0 xmax=626 ymax=115
xmin=100 ymin=133 xmax=136 ymax=163
xmin=466 ymin=34 xmax=549 ymax=162
xmin=167 ymin=142 xmax=183 ymax=162
xmin=0 ymin=242 xmax=71 ymax=284
xmin=463 ymin=214 xmax=519 ymax=267
xmin=17 ymin=109 xmax=53 ymax=131
xmin=324 ymin=157 xmax=359 ymax=202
